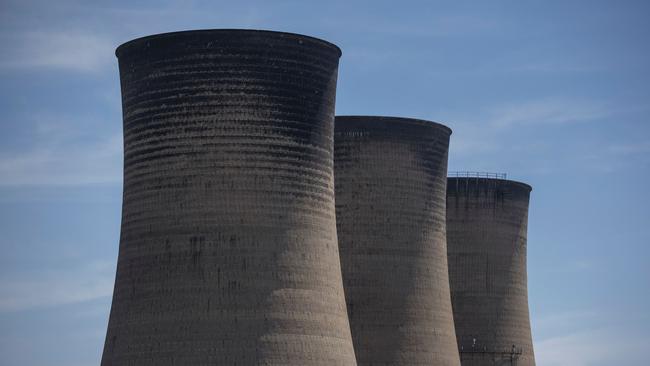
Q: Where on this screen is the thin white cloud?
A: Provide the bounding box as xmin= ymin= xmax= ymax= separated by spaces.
xmin=443 ymin=97 xmax=609 ymax=157
xmin=449 ymin=135 xmax=500 ymax=155
xmin=512 ymin=62 xmax=603 ymax=74
xmin=0 ymin=0 xmax=273 ymax=74
xmin=0 ymin=110 xmax=122 ymax=186
xmin=442 ymin=115 xmax=503 ymax=158
xmin=0 ymin=31 xmax=115 ymax=72
xmin=0 ymin=134 xmax=122 ymax=185
xmin=537 ymin=258 xmax=598 ymax=274
xmin=608 ymin=141 xmax=650 ymax=155
xmin=489 ymin=98 xmax=608 ymax=128
xmin=0 ymin=260 xmax=114 ymax=312
xmin=439 ymin=97 xmax=632 ymax=176
xmin=321 ymin=13 xmax=499 ymax=38
xmin=535 ymin=327 xmax=648 ymax=366
xmin=533 ymin=310 xmax=599 ymax=332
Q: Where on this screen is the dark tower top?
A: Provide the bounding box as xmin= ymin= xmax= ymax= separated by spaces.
xmin=115 ymin=29 xmax=342 ymax=58
xmin=335 ymin=116 xmax=460 ymax=366
xmin=447 ymin=177 xmax=535 ymax=366
xmin=102 ymin=30 xmax=356 ymax=366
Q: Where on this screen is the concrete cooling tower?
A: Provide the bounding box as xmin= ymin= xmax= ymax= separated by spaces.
xmin=446 ymin=176 xmax=535 ymax=366
xmin=334 ymin=116 xmax=461 ymax=366
xmin=101 ymin=30 xmax=358 ymax=366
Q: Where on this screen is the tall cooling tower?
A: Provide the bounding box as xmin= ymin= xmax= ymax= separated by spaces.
xmin=334 ymin=116 xmax=460 ymax=366
xmin=446 ymin=176 xmax=535 ymax=366
xmin=102 ymin=30 xmax=357 ymax=366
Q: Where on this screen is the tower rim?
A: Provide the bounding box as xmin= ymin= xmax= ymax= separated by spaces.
xmin=335 ymin=115 xmax=452 ymax=136
xmin=447 ymin=176 xmax=533 ymax=193
xmin=115 ymin=29 xmax=342 ymax=59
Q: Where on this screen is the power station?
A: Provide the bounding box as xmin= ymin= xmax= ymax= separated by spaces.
xmin=102 ymin=30 xmax=356 ymax=365
xmin=101 ymin=29 xmax=537 ymax=366
xmin=446 ymin=175 xmax=535 ymax=366
xmin=334 ymin=116 xmax=460 ymax=366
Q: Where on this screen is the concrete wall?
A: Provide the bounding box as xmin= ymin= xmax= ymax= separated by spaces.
xmin=335 ymin=116 xmax=460 ymax=366
xmin=102 ymin=30 xmax=357 ymax=366
xmin=446 ymin=178 xmax=535 ymax=366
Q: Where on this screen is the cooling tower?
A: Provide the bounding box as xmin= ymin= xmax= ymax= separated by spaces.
xmin=446 ymin=176 xmax=535 ymax=366
xmin=334 ymin=116 xmax=461 ymax=366
xmin=101 ymin=30 xmax=357 ymax=366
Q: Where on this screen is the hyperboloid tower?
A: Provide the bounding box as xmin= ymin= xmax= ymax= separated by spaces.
xmin=446 ymin=175 xmax=535 ymax=366
xmin=102 ymin=30 xmax=357 ymax=366
xmin=334 ymin=116 xmax=461 ymax=366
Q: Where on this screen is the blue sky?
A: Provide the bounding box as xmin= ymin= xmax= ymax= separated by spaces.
xmin=0 ymin=1 xmax=648 ymax=365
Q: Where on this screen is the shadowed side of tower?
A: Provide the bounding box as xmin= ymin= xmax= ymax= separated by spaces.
xmin=335 ymin=116 xmax=460 ymax=366
xmin=447 ymin=177 xmax=535 ymax=366
xmin=101 ymin=30 xmax=357 ymax=366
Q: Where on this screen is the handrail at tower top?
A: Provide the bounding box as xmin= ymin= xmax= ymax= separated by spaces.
xmin=448 ymin=171 xmax=507 ymax=180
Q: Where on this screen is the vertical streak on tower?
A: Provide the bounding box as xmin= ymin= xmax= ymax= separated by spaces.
xmin=335 ymin=116 xmax=461 ymax=366
xmin=102 ymin=30 xmax=357 ymax=366
xmin=446 ymin=177 xmax=535 ymax=366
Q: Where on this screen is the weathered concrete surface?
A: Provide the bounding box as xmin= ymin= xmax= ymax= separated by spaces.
xmin=335 ymin=116 xmax=460 ymax=366
xmin=102 ymin=30 xmax=357 ymax=366
xmin=447 ymin=178 xmax=535 ymax=366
